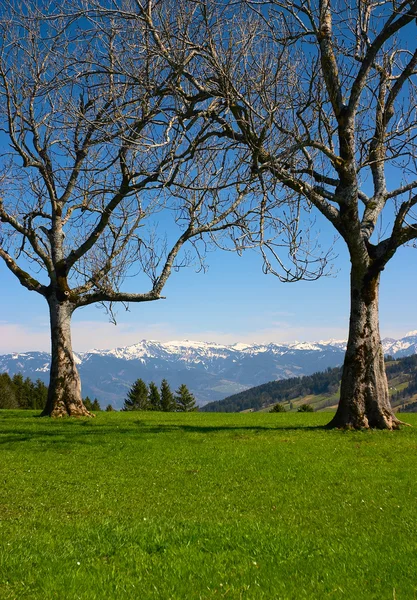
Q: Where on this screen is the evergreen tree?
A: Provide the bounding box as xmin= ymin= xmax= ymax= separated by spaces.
xmin=160 ymin=379 xmax=175 ymax=412
xmin=297 ymin=404 xmax=314 ymax=413
xmin=0 ymin=373 xmax=17 ymax=409
xmin=105 ymin=404 xmax=114 ymax=412
xmin=175 ymin=384 xmax=197 ymax=412
xmin=92 ymin=398 xmax=101 ymax=411
xmin=12 ymin=374 xmax=25 ymax=408
xmin=269 ymin=403 xmax=286 ymax=413
xmin=148 ymin=382 xmax=161 ymax=411
xmin=0 ymin=373 xmax=48 ymax=410
xmin=123 ymin=379 xmax=149 ymax=411
xmin=32 ymin=379 xmax=48 ymax=410
xmin=17 ymin=378 xmax=32 ymax=409
xmin=83 ymin=396 xmax=93 ymax=411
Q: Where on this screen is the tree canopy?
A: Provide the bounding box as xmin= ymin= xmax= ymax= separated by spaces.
xmin=0 ymin=1 xmax=268 ymax=417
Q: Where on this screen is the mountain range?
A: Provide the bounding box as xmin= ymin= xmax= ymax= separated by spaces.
xmin=1 ymin=332 xmax=417 ymax=409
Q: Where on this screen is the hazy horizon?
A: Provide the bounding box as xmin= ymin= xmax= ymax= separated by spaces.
xmin=1 ymin=229 xmax=416 ymax=354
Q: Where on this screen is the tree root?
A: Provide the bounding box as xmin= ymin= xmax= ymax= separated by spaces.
xmin=326 ymin=413 xmax=411 ymax=430
xmin=42 ymin=401 xmax=94 ymax=418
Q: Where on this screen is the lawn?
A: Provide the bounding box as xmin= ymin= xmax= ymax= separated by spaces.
xmin=1 ymin=410 xmax=417 ymax=599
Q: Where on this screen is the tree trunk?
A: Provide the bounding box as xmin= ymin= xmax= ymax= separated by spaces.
xmin=327 ymin=268 xmax=403 ymax=429
xmin=41 ymin=298 xmax=91 ymax=417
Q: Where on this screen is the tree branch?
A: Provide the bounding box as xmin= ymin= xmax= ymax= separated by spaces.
xmin=348 ymin=1 xmax=417 ymax=115
xmin=0 ymin=200 xmax=54 ymax=275
xmin=0 ymin=247 xmax=47 ymax=295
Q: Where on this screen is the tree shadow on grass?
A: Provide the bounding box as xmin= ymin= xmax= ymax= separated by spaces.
xmin=0 ymin=419 xmax=327 ymax=448
xmin=0 ymin=426 xmax=136 ymax=446
xmin=132 ymin=420 xmax=327 ymax=434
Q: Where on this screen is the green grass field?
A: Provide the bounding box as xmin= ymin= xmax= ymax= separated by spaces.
xmin=1 ymin=410 xmax=417 ymax=599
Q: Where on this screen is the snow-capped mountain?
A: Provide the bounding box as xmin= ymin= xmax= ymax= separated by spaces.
xmin=1 ymin=332 xmax=416 ymax=409
xmin=85 ymin=338 xmax=344 ymax=361
xmin=382 ymin=331 xmax=417 ymax=357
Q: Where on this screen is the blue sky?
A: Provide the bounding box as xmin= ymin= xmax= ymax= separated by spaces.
xmin=1 ymin=5 xmax=416 ymax=354
xmin=0 ymin=228 xmax=415 ymax=353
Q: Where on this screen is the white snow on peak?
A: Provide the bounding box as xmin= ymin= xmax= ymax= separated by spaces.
xmin=84 ymin=339 xmax=235 ymax=362
xmin=164 ymin=340 xmax=208 ymax=347
xmin=230 ymin=342 xmax=253 ymax=351
xmin=12 ymin=352 xmax=29 ymax=359
xmin=163 ymin=340 xmax=227 ymax=351
xmin=385 ymin=340 xmax=414 ymax=354
xmin=76 ymin=330 xmax=416 ymax=364
xmin=73 ymin=353 xmax=82 ymax=365
xmin=239 ymin=344 xmax=270 ymax=354
xmin=84 ymin=338 xmax=346 ymax=361
xmin=288 ymin=341 xmax=322 ymax=351
xmin=1 ymin=330 xmax=417 ymax=377
xmin=382 ymin=338 xmax=396 ymax=352
xmin=318 ymin=339 xmax=347 ymax=348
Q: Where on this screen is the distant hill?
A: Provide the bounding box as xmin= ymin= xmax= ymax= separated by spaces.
xmin=1 ymin=332 xmax=417 ymax=409
xmin=202 ymin=354 xmax=417 ymax=413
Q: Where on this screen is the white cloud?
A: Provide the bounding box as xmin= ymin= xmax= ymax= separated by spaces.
xmin=0 ymin=323 xmax=50 ymax=353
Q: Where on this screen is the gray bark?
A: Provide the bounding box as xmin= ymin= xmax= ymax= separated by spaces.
xmin=41 ymin=297 xmax=90 ymax=417
xmin=328 ymin=268 xmax=401 ymax=429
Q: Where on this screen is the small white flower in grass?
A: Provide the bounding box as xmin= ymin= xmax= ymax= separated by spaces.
xmin=252 ymin=561 xmax=257 ymax=566
xmin=77 ymin=562 xmax=81 ymax=565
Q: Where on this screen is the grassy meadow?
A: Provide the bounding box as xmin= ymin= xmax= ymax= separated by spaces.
xmin=1 ymin=410 xmax=417 ymax=599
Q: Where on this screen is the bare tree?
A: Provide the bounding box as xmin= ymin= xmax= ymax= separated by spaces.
xmin=0 ymin=2 xmax=260 ymax=417
xmin=194 ymin=0 xmax=417 ymax=429
xmin=83 ymin=0 xmax=331 ymax=279
xmin=112 ymin=0 xmax=417 ymax=429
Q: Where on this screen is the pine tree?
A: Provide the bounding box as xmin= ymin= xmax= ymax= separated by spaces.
xmin=297 ymin=404 xmax=314 ymax=413
xmin=12 ymin=374 xmax=25 ymax=408
xmin=123 ymin=379 xmax=149 ymax=411
xmin=92 ymin=398 xmax=101 ymax=411
xmin=83 ymin=396 xmax=93 ymax=411
xmin=160 ymin=379 xmax=175 ymax=412
xmin=105 ymin=404 xmax=114 ymax=412
xmin=269 ymin=403 xmax=286 ymax=413
xmin=0 ymin=373 xmax=48 ymax=410
xmin=33 ymin=379 xmax=48 ymax=410
xmin=175 ymin=384 xmax=197 ymax=412
xmin=148 ymin=382 xmax=161 ymax=411
xmin=0 ymin=373 xmax=17 ymax=409
xmin=18 ymin=378 xmax=32 ymax=409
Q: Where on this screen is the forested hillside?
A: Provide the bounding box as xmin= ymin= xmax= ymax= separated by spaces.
xmin=0 ymin=373 xmax=48 ymax=410
xmin=386 ymin=355 xmax=417 ymax=411
xmin=202 ymin=355 xmax=417 ymax=413
xmin=3 ymin=354 xmax=417 ymax=414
